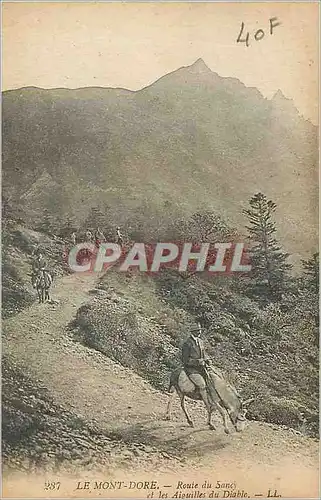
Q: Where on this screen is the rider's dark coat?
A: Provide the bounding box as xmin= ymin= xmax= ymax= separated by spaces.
xmin=181 ymin=335 xmax=208 ymax=376
xmin=32 ymin=257 xmax=47 ymax=273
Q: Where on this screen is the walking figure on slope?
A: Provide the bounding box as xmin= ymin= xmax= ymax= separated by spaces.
xmin=116 ymin=226 xmax=124 ymax=246
xmin=31 ymin=249 xmax=53 ymax=303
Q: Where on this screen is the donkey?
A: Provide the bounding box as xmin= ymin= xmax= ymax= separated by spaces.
xmin=166 ymin=366 xmax=254 ymax=434
xmin=32 ymin=270 xmax=53 ymax=303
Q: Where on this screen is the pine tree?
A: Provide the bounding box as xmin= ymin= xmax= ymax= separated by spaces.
xmin=301 ymin=252 xmax=319 ymax=293
xmin=243 ymin=192 xmax=292 ymax=302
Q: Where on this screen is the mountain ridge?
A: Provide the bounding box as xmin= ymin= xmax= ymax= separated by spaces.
xmin=3 ymin=58 xmax=316 ymax=128
xmin=3 ymin=59 xmax=306 ymax=115
xmin=2 ymin=60 xmax=318 ymax=260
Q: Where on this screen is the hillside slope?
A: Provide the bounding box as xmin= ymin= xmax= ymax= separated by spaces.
xmin=71 ymin=268 xmax=319 ymax=436
xmin=2 ymin=59 xmax=318 ymax=259
xmin=2 ymin=225 xmax=69 ymax=319
xmin=3 ymin=271 xmax=319 ymax=498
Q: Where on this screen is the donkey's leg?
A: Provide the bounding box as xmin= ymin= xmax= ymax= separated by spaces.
xmin=165 ymin=386 xmax=175 ymax=420
xmin=189 ymin=374 xmax=213 ymax=430
xmin=38 ymin=288 xmax=42 ymax=303
xmin=214 ymin=402 xmax=230 ymax=434
xmin=206 ymin=406 xmax=216 ymax=431
xmin=198 ymin=388 xmax=216 ymax=429
xmin=180 ymin=395 xmax=194 ymax=428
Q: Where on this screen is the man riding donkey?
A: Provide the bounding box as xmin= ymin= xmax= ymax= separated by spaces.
xmin=166 ymin=323 xmax=254 ymax=434
xmin=32 ymin=248 xmax=47 ymax=278
xmin=181 ymin=323 xmax=213 ymax=416
xmin=31 ymin=248 xmax=53 ymax=303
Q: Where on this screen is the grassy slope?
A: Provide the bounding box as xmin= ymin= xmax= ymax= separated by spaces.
xmin=3 ymin=222 xmax=318 ymax=438
xmin=72 ymin=268 xmax=319 ymax=437
xmin=2 ymin=237 xmax=318 ymax=497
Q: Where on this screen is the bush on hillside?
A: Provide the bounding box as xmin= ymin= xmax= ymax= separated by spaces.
xmin=72 ymin=268 xmax=318 ymax=437
xmin=74 ymin=297 xmax=181 ymax=390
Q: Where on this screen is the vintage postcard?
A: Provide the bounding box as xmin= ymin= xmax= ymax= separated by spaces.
xmin=1 ymin=1 xmax=319 ymax=499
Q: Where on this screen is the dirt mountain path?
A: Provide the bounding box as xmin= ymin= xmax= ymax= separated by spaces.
xmin=3 ymin=273 xmax=319 ymax=498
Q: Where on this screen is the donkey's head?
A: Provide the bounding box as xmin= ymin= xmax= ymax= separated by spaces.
xmin=228 ymin=397 xmax=255 ymax=432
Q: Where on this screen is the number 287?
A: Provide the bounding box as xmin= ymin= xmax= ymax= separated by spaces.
xmin=44 ymin=481 xmax=61 ymax=491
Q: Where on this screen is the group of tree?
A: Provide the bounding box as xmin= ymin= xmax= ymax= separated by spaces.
xmin=242 ymin=192 xmax=318 ymax=304
xmin=2 ymin=187 xmax=318 ymax=322
xmin=242 ymin=193 xmax=292 ymax=303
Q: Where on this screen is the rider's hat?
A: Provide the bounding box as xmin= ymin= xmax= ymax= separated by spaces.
xmin=190 ymin=322 xmax=202 ymax=333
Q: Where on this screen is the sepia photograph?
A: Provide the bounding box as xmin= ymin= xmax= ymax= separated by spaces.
xmin=1 ymin=2 xmax=319 ymax=498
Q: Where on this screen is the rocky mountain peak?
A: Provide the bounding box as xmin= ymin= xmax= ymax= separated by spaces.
xmin=187 ymin=58 xmax=212 ymax=74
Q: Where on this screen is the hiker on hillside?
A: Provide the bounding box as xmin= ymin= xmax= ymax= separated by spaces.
xmin=85 ymin=229 xmax=93 ymax=243
xmin=181 ymin=323 xmax=211 ymax=399
xmin=95 ymin=227 xmax=105 ymax=247
xmin=116 ymin=226 xmax=123 ymax=245
xmin=71 ymin=231 xmax=77 ymax=246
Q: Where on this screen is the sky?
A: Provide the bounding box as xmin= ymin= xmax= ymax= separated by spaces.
xmin=2 ymin=2 xmax=319 ymax=124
